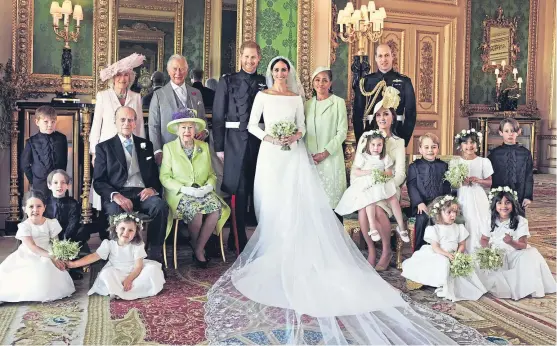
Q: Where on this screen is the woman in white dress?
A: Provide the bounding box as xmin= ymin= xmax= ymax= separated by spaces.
xmin=402 ymin=195 xmax=487 ymax=302
xmin=477 ymin=188 xmax=556 ymax=300
xmin=0 ymin=191 xmax=75 ymax=303
xmin=204 ymin=56 xmax=486 ymax=345
xmin=67 ymin=212 xmax=165 ymax=300
xmin=90 ymin=54 xmax=147 ymax=211
xmin=455 ymin=129 xmax=493 ymax=251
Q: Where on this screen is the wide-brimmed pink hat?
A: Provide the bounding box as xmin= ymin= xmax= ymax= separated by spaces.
xmin=100 ymin=53 xmax=146 ymax=81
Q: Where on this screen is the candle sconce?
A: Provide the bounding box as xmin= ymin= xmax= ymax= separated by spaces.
xmin=493 ymin=60 xmax=522 ymax=112
xmin=50 ymin=0 xmax=84 ymax=101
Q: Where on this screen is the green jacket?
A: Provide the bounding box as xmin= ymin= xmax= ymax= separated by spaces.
xmin=304 ymin=94 xmax=348 ymax=208
xmin=159 ymin=138 xmax=230 ymax=238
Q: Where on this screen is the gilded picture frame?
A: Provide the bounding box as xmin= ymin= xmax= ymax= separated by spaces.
xmin=12 ymin=0 xmax=104 ymax=94
xmin=461 ymin=0 xmax=539 ymax=117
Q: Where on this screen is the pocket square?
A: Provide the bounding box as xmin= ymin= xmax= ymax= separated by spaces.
xmin=146 ymin=156 xmax=153 ymax=160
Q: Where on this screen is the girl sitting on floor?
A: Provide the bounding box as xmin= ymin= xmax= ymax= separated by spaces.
xmin=401 ymin=195 xmax=487 ymax=302
xmin=67 ymin=212 xmax=165 ymax=300
xmin=477 ymin=187 xmax=556 ymax=300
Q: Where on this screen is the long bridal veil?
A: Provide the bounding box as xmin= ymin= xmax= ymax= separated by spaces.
xmin=204 ymin=57 xmax=486 ymax=345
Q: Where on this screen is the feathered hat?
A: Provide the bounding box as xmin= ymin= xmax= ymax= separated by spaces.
xmin=100 ymin=53 xmax=146 ymax=82
xmin=371 ymin=86 xmax=400 ymax=122
xmin=166 ymin=108 xmax=206 ymax=135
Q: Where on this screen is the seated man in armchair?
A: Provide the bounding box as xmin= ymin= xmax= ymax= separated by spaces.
xmin=93 ymin=106 xmax=169 ymax=265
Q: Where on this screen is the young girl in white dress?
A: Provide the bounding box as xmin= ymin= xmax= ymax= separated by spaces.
xmin=335 ymin=130 xmax=408 ymax=245
xmin=477 ymin=187 xmax=556 ymax=300
xmin=455 ymin=129 xmax=493 ymax=251
xmin=67 ymin=212 xmax=165 ymax=300
xmin=402 ymin=195 xmax=487 ymax=302
xmin=0 ymin=190 xmax=75 ymax=303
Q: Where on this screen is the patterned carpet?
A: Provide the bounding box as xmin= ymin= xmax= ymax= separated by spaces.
xmin=0 ymin=175 xmax=555 ymax=345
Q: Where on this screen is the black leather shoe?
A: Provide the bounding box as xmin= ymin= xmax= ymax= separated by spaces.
xmin=69 ymin=269 xmax=84 ymax=280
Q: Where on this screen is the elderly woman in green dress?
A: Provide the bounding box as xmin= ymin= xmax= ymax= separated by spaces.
xmin=304 ymin=67 xmax=348 ymax=221
xmin=159 ymin=109 xmax=230 ymax=268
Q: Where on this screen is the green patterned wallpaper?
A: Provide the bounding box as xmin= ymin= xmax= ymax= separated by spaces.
xmin=183 ymin=0 xmax=205 ymax=71
xmin=469 ymin=0 xmax=530 ymax=105
xmin=331 ymin=0 xmax=348 ymax=99
xmin=256 ymin=0 xmax=298 ymax=75
xmin=33 ymin=0 xmax=93 ymax=76
xmin=119 ymin=20 xmax=174 ymax=74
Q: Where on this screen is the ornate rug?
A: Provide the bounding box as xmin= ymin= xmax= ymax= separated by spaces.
xmin=0 ymin=175 xmax=555 ymax=345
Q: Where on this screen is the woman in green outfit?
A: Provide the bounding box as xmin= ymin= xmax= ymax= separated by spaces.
xmin=304 ymin=67 xmax=348 ymax=221
xmin=159 ymin=108 xmax=230 ymax=268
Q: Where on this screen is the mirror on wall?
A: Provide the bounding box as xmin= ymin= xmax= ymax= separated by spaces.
xmin=480 ymin=6 xmax=519 ymax=78
xmin=113 ymin=0 xmax=184 ymax=86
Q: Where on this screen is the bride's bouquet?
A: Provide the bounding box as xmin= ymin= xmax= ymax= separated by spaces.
xmin=270 ymin=120 xmax=298 ymax=151
xmin=449 ymin=252 xmax=474 ymax=278
xmin=474 ymin=247 xmax=504 ymax=271
xmin=444 ymin=159 xmax=469 ymax=188
xmin=50 ymin=239 xmax=81 ymax=261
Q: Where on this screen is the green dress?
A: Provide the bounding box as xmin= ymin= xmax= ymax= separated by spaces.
xmin=304 ymin=94 xmax=348 ymax=208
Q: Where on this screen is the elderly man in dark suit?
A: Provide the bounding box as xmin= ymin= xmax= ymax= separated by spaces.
xmin=93 ymin=106 xmax=169 ymax=262
xmin=149 ymin=54 xmax=208 ymax=166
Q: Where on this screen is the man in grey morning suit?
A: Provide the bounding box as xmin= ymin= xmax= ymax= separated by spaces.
xmin=148 ymin=54 xmax=208 ymax=165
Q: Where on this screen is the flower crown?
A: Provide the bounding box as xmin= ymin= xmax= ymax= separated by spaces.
xmin=429 ymin=195 xmax=458 ymax=217
xmin=488 ymin=186 xmax=518 ymax=204
xmin=364 ymin=129 xmax=386 ymax=138
xmin=454 ymin=128 xmax=482 ymax=150
xmin=109 ymin=212 xmax=143 ymax=228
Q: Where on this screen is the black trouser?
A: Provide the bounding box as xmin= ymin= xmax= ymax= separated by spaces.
xmin=229 ymin=173 xmax=250 ymax=252
xmin=414 ymin=211 xmax=431 ymax=251
xmin=103 ymin=187 xmax=169 ymax=260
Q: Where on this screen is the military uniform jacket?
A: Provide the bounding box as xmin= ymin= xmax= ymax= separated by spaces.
xmin=407 ymin=158 xmax=451 ymax=214
xmin=488 ymin=144 xmax=534 ymax=203
xmin=353 ymin=69 xmax=416 ymax=146
xmin=21 ymin=131 xmax=68 ymax=184
xmin=212 ymin=69 xmax=267 ymax=194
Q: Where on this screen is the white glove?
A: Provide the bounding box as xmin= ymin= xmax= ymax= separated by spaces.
xmin=180 ymin=186 xmax=205 ymax=198
xmin=200 ymin=184 xmax=213 ymax=196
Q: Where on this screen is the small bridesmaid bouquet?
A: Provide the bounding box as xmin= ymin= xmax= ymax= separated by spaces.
xmin=474 ymin=247 xmax=504 ymax=271
xmin=449 ymin=252 xmax=474 ymax=278
xmin=271 ymin=120 xmax=297 ymax=151
xmin=444 ymin=159 xmax=469 ymax=188
xmin=50 ymin=239 xmax=81 ymax=261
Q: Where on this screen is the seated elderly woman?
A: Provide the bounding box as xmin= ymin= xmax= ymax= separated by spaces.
xmin=159 ymin=108 xmax=230 ymax=268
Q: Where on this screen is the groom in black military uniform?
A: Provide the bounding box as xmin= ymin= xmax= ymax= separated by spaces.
xmin=213 ymin=41 xmax=267 ymax=252
xmin=353 ymin=44 xmax=417 ymax=146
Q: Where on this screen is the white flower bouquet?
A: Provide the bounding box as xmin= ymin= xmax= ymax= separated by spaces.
xmin=475 ymin=247 xmax=505 ymax=271
xmin=50 ymin=239 xmax=81 ymax=261
xmin=449 ymin=252 xmax=474 ymax=278
xmin=270 ymin=120 xmax=298 ymax=151
xmin=444 ymin=159 xmax=469 ymax=188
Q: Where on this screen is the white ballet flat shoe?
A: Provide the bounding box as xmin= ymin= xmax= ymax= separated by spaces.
xmin=396 ymin=226 xmax=410 ymax=243
xmin=368 ymin=229 xmax=381 ymax=242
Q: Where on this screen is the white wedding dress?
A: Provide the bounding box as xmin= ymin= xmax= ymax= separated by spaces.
xmin=204 ymin=68 xmax=486 ymax=344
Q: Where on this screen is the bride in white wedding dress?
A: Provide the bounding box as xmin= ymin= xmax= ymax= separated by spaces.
xmin=204 ymin=56 xmax=486 ymax=345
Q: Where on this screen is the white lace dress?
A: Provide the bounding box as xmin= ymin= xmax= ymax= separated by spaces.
xmin=89 ymin=239 xmax=165 ymax=300
xmin=457 ymin=156 xmax=493 ymax=251
xmin=0 ymin=219 xmax=75 ymax=303
xmin=401 ymin=224 xmax=487 ymax=302
xmin=204 ymin=92 xmax=487 ymax=345
xmin=476 ymin=217 xmax=556 ymax=300
xmin=335 ymin=153 xmax=397 ymax=215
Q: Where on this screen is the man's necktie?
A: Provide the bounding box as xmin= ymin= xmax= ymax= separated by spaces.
xmin=176 ymin=87 xmax=187 ymax=106
xmin=124 ymin=138 xmax=133 ymax=155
